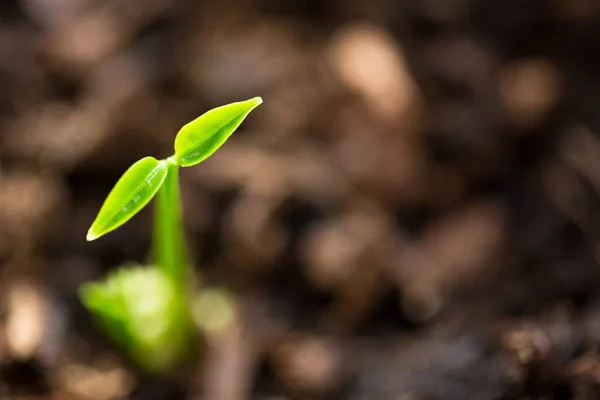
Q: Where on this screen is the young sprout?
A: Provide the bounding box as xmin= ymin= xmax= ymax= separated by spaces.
xmin=79 ymin=97 xmax=262 ymax=373
xmin=86 ymin=97 xmax=263 ymax=242
xmin=80 ymin=266 xmax=187 ymax=372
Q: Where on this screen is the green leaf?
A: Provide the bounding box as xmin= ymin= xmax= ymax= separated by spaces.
xmin=174 ymin=97 xmax=262 ymax=167
xmin=87 ymin=157 xmax=169 ymax=241
xmin=79 ymin=266 xmax=193 ymax=372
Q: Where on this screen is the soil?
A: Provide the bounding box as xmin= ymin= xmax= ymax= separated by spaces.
xmin=2 ymin=0 xmax=600 ymax=399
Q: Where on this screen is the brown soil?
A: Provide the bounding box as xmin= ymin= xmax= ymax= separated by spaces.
xmin=2 ymin=0 xmax=600 ymax=399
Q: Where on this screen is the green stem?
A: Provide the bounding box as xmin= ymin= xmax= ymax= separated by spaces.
xmin=153 ymin=158 xmax=187 ymax=287
xmin=152 ymin=158 xmax=197 ymax=370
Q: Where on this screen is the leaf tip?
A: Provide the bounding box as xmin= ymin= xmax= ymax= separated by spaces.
xmin=86 ymin=228 xmax=99 ymax=242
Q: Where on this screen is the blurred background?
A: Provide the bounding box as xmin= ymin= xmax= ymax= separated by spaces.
xmin=1 ymin=0 xmax=600 ymax=399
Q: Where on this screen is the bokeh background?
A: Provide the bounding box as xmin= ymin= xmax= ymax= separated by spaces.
xmin=2 ymin=0 xmax=600 ymax=399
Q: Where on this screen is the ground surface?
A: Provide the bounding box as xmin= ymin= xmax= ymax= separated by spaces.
xmin=2 ymin=0 xmax=600 ymax=399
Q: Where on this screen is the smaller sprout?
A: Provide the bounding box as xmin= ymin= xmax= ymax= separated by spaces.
xmin=79 ymin=266 xmax=189 ymax=372
xmin=192 ymin=288 xmax=237 ymax=334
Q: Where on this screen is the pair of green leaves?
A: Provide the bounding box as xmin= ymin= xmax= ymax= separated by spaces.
xmin=86 ymin=97 xmax=262 ymax=241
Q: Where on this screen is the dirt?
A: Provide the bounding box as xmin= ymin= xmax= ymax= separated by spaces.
xmin=2 ymin=0 xmax=600 ymax=399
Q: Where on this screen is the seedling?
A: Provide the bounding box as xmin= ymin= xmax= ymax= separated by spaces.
xmin=79 ymin=97 xmax=262 ymax=373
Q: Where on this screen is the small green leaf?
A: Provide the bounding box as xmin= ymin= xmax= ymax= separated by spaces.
xmin=87 ymin=157 xmax=169 ymax=241
xmin=174 ymin=97 xmax=262 ymax=167
xmin=79 ymin=266 xmax=192 ymax=372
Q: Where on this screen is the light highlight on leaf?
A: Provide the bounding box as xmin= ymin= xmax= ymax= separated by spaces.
xmin=174 ymin=97 xmax=262 ymax=167
xmin=87 ymin=157 xmax=169 ymax=241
